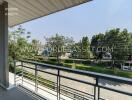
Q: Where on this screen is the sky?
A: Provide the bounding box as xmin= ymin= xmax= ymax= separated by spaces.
xmin=13 ymin=0 xmax=132 ymax=44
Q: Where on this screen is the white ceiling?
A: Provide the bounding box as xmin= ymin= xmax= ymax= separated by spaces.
xmin=5 ymin=0 xmax=91 ymax=27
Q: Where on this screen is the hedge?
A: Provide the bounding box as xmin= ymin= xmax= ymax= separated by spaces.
xmin=64 ymin=59 xmax=73 ymax=63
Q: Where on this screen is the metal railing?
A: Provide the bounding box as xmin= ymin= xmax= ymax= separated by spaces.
xmin=14 ymin=60 xmax=132 ymax=100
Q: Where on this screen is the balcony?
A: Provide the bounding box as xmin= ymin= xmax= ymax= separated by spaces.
xmin=0 ymin=0 xmax=132 ymax=100
xmin=5 ymin=60 xmax=131 ymax=100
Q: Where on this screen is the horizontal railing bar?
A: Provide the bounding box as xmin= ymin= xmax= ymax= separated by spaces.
xmin=38 ymin=81 xmax=93 ymax=100
xmin=38 ymin=83 xmax=56 ymax=91
xmin=16 ymin=59 xmax=132 ymax=85
xmin=22 ymin=77 xmax=96 ymax=100
xmin=15 ymin=76 xmax=21 ymax=80
xmin=15 ymin=76 xmax=22 ymax=79
xmin=37 ymin=86 xmax=57 ymax=97
xmin=38 ymin=79 xmax=95 ymax=99
xmin=24 ymin=75 xmax=93 ymax=99
xmin=22 ymin=73 xmax=95 ymax=99
xmin=37 ymin=69 xmax=57 ymax=76
xmin=15 ymin=65 xmax=22 ymax=67
xmin=16 ymin=73 xmax=22 ymax=76
xmin=37 ymin=79 xmax=54 ymax=86
xmin=21 ymin=79 xmax=66 ymax=100
xmin=99 ymin=85 xmax=132 ymax=96
xmin=16 ymin=78 xmax=22 ymax=82
xmin=23 ymin=79 xmax=36 ymax=86
xmin=22 ymin=65 xmax=35 ymax=70
xmin=60 ymin=91 xmax=91 ymax=100
xmin=20 ymin=65 xmax=96 ymax=97
xmin=60 ymin=84 xmax=94 ymax=97
xmin=21 ymin=65 xmax=58 ymax=76
xmin=22 ymin=77 xmax=56 ymax=92
xmin=60 ymin=87 xmax=94 ymax=100
xmin=23 ymin=74 xmax=36 ymax=79
xmin=20 ymin=66 xmax=96 ymax=98
xmin=60 ymin=75 xmax=95 ymax=86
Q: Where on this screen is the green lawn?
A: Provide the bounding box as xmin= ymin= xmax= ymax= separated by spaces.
xmin=23 ymin=58 xmax=132 ymax=78
xmin=54 ymin=62 xmax=132 ymax=78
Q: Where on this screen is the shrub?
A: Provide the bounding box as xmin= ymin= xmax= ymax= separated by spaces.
xmin=63 ymin=63 xmax=72 ymax=68
xmin=36 ymin=56 xmax=44 ymax=61
xmin=82 ymin=60 xmax=91 ymax=65
xmin=48 ymin=58 xmax=57 ymax=62
xmin=9 ymin=57 xmax=15 ymax=73
xmin=96 ymin=61 xmax=112 ymax=67
xmin=76 ymin=65 xmax=114 ymax=75
xmin=64 ymin=59 xmax=73 ymax=63
xmin=117 ymin=71 xmax=131 ymax=78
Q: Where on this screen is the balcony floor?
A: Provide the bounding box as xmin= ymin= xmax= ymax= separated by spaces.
xmin=0 ymin=87 xmax=36 ymax=100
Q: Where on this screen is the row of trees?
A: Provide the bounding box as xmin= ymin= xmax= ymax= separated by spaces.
xmin=45 ymin=34 xmax=91 ymax=64
xmin=90 ymin=28 xmax=132 ymax=61
xmin=9 ymin=26 xmax=40 ymax=70
xmin=9 ymin=26 xmax=132 ymax=66
xmin=45 ymin=28 xmax=132 ymax=65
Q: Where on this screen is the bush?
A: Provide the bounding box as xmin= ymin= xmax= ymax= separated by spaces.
xmin=96 ymin=61 xmax=112 ymax=67
xmin=117 ymin=71 xmax=131 ymax=78
xmin=9 ymin=57 xmax=15 ymax=73
xmin=36 ymin=56 xmax=44 ymax=61
xmin=64 ymin=59 xmax=73 ymax=63
xmin=76 ymin=65 xmax=132 ymax=78
xmin=76 ymin=65 xmax=114 ymax=75
xmin=82 ymin=60 xmax=91 ymax=65
xmin=63 ymin=63 xmax=72 ymax=68
xmin=48 ymin=58 xmax=57 ymax=62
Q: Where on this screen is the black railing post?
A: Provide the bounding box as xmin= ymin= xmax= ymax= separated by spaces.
xmin=98 ymin=87 xmax=100 ymax=100
xmin=57 ymin=69 xmax=60 ymax=100
xmin=35 ymin=65 xmax=38 ymax=92
xmin=96 ymin=77 xmax=100 ymax=100
xmin=94 ymin=85 xmax=96 ymax=100
xmin=94 ymin=77 xmax=99 ymax=100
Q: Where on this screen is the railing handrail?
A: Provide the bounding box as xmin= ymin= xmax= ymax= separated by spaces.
xmin=16 ymin=59 xmax=132 ymax=85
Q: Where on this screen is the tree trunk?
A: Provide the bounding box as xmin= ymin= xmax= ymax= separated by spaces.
xmin=112 ymin=60 xmax=115 ymax=70
xmin=56 ymin=47 xmax=60 ymax=64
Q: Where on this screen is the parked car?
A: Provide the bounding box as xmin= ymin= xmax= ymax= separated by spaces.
xmin=122 ymin=61 xmax=132 ymax=71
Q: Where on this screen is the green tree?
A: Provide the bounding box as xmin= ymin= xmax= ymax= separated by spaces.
xmin=9 ymin=26 xmax=31 ymax=59
xmin=104 ymin=28 xmax=130 ymax=61
xmin=90 ymin=28 xmax=132 ymax=69
xmin=90 ymin=33 xmax=105 ymax=59
xmin=9 ymin=26 xmax=32 ymax=72
xmin=82 ymin=36 xmax=90 ymax=59
xmin=31 ymin=39 xmax=40 ymax=56
xmin=71 ymin=42 xmax=82 ymax=58
xmin=45 ymin=34 xmax=74 ymax=64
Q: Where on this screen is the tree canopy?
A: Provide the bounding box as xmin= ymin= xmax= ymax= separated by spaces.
xmin=91 ymin=28 xmax=132 ymax=61
xmin=45 ymin=33 xmax=74 ymax=64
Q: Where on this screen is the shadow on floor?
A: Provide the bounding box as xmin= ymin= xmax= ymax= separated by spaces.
xmin=0 ymin=86 xmax=35 ymax=100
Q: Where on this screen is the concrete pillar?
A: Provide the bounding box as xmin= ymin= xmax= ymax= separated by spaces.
xmin=0 ymin=1 xmax=9 ymax=88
